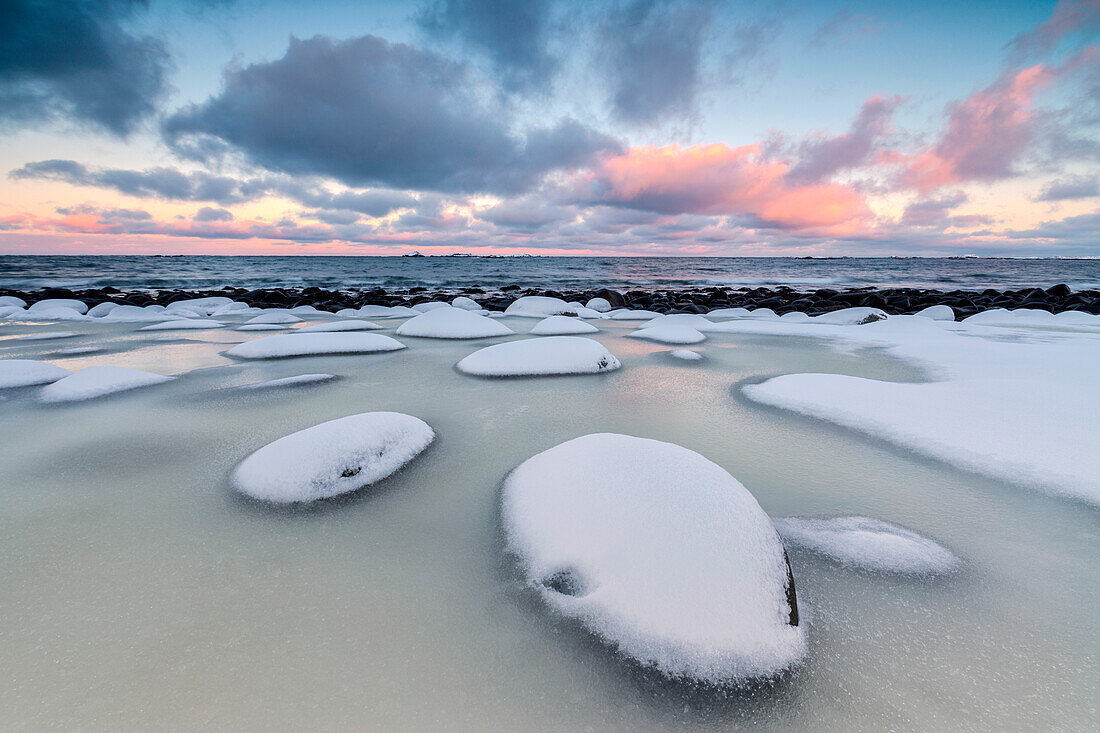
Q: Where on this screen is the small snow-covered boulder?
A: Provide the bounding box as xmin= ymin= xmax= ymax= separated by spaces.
xmin=226 ymin=332 xmax=406 ymax=359
xmin=240 ymin=374 xmax=337 ymax=390
xmin=914 ymin=305 xmax=955 ymax=321
xmin=530 ymin=316 xmax=599 ymax=336
xmin=165 ymin=297 xmax=232 ymax=315
xmin=28 ymin=298 xmax=88 ymax=314
xmin=245 ymin=311 xmax=302 ymax=325
xmin=231 ymin=412 xmax=434 ymax=503
xmin=211 ymin=302 xmax=255 ymax=316
xmin=812 ymin=307 xmax=887 ymax=325
xmin=503 ymin=434 xmax=804 ymax=684
xmin=87 ymin=302 xmax=120 ymax=317
xmin=236 ymin=324 xmax=289 ymax=331
xmin=0 ymin=306 xmax=25 ymax=318
xmin=647 ymin=314 xmax=713 ymax=330
xmin=451 ymin=296 xmax=482 ymax=311
xmin=289 ymin=305 xmax=327 ymax=316
xmin=585 ymin=297 xmax=612 ymax=313
xmin=0 ymin=359 xmax=71 ymax=388
xmin=669 ymin=349 xmax=703 ymax=361
xmin=14 ymin=331 xmax=77 ymax=341
xmin=457 ymin=337 xmax=620 ymax=377
xmin=101 ymin=305 xmax=173 ymax=322
xmin=608 ymin=309 xmax=661 ymax=320
xmin=505 ymin=296 xmax=605 ymax=319
xmin=774 ymin=517 xmax=958 ymax=574
xmin=39 ymin=366 xmax=173 ymax=403
xmin=628 ymin=325 xmax=706 ymax=345
xmin=412 ymin=301 xmax=451 ymax=313
xmin=139 ymin=319 xmax=225 ymax=331
xmin=296 ymin=320 xmax=383 ymax=333
xmin=0 ymin=296 xmax=27 ymax=308
xmin=396 ymin=308 xmax=514 ymax=339
xmin=707 ymin=307 xmax=752 ymax=319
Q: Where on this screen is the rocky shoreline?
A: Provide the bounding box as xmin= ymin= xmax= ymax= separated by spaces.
xmin=3 ymin=283 xmax=1098 ymax=319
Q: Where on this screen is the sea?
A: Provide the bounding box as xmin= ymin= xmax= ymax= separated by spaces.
xmin=1 ymin=255 xmax=1099 ymax=292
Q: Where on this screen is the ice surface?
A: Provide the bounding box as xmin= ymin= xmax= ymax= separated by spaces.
xmin=232 ymin=412 xmax=434 ymax=502
xmin=39 ymin=366 xmax=174 ymax=403
xmin=296 ymin=320 xmax=383 ymax=333
xmin=457 ymin=337 xmax=620 ymax=377
xmin=628 ymin=325 xmax=707 ymax=344
xmin=13 ymin=331 xmax=77 ymax=341
xmin=915 ymin=305 xmax=955 ymax=321
xmin=226 ymin=332 xmax=406 ymax=359
xmin=0 ymin=359 xmax=71 ymax=388
xmin=529 ymin=316 xmax=599 ymax=335
xmin=773 ymin=517 xmax=959 ymax=574
xmin=139 ymin=319 xmax=225 ymax=331
xmin=503 ymin=433 xmax=804 ymax=684
xmin=669 ymin=349 xmax=703 ymax=361
xmin=245 ymin=311 xmax=302 ymax=325
xmin=396 ymin=308 xmax=514 ymax=339
xmin=239 ymin=374 xmax=337 ymax=390
xmin=505 ymin=296 xmax=606 ymax=319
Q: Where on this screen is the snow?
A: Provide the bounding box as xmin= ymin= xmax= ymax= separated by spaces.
xmin=340 ymin=305 xmax=419 ymax=319
xmin=740 ymin=316 xmax=1100 ymax=504
xmin=529 ymin=316 xmax=599 ymax=335
xmin=28 ymin=299 xmax=88 ymax=314
xmin=773 ymin=517 xmax=959 ymax=574
xmin=669 ymin=349 xmax=703 ymax=361
xmin=100 ymin=305 xmax=174 ymax=322
xmin=608 ymin=309 xmax=661 ymax=320
xmin=915 ymin=305 xmax=955 ymax=321
xmin=39 ymin=366 xmax=174 ymax=403
xmin=502 ymin=433 xmax=805 ymax=684
xmin=240 ymin=374 xmax=337 ymax=390
xmin=412 ymin=301 xmax=452 ymax=313
xmin=211 ymin=302 xmax=255 ymax=316
xmin=296 ymin=320 xmax=383 ymax=333
xmin=139 ymin=319 xmax=225 ymax=331
xmin=0 ymin=306 xmax=25 ymax=318
xmin=396 ymin=308 xmax=514 ymax=339
xmin=165 ymin=297 xmax=232 ymax=315
xmin=236 ymin=324 xmax=289 ymax=331
xmin=504 ymin=296 xmax=607 ymax=319
xmin=457 ymin=336 xmax=620 ymax=377
xmin=0 ymin=296 xmax=26 ymax=308
xmin=707 ymin=307 xmax=752 ymax=319
xmin=646 ymin=314 xmax=714 ymax=330
xmin=245 ymin=311 xmax=302 ymax=325
xmin=451 ymin=296 xmax=482 ymax=311
xmin=628 ymin=325 xmax=707 ymax=345
xmin=226 ymin=332 xmax=406 ymax=359
xmin=810 ymin=307 xmax=887 ymax=325
xmin=289 ymin=305 xmax=328 ymax=316
xmin=87 ymin=302 xmax=120 ymax=317
xmin=586 ymin=297 xmax=612 ymax=313
xmin=19 ymin=306 xmax=88 ymax=321
xmin=0 ymin=360 xmax=71 ymax=388
xmin=231 ymin=412 xmax=434 ymax=503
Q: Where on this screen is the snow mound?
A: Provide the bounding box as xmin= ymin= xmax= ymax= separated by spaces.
xmin=211 ymin=302 xmax=255 ymax=317
xmin=628 ymin=325 xmax=707 ymax=345
xmin=226 ymin=332 xmax=406 ymax=359
xmin=20 ymin=306 xmax=88 ymax=321
xmin=669 ymin=349 xmax=703 ymax=361
xmin=232 ymin=412 xmax=434 ymax=503
xmin=87 ymin=302 xmax=120 ymax=317
xmin=240 ymin=374 xmax=337 ymax=390
xmin=28 ymin=298 xmax=88 ymax=314
xmin=505 ymin=296 xmax=606 ymax=319
xmin=236 ymin=324 xmax=289 ymax=331
xmin=773 ymin=517 xmax=959 ymax=574
xmin=165 ymin=297 xmax=232 ymax=315
xmin=0 ymin=360 xmax=71 ymax=388
xmin=811 ymin=307 xmax=887 ymax=325
xmin=39 ymin=366 xmax=173 ymax=403
xmin=100 ymin=305 xmax=174 ymax=322
xmin=412 ymin=301 xmax=451 ymax=313
xmin=707 ymin=307 xmax=752 ymax=319
xmin=451 ymin=296 xmax=482 ymax=311
xmin=503 ymin=433 xmax=804 ymax=684
xmin=296 ymin=320 xmax=382 ymax=333
xmin=396 ymin=308 xmax=514 ymax=339
xmin=139 ymin=319 xmax=225 ymax=331
xmin=915 ymin=305 xmax=955 ymax=321
xmin=647 ymin=314 xmax=714 ymax=330
xmin=0 ymin=296 xmax=26 ymax=308
xmin=288 ymin=305 xmax=327 ymax=316
xmin=608 ymin=309 xmax=661 ymax=320
xmin=530 ymin=315 xmax=599 ymax=335
xmin=245 ymin=311 xmax=302 ymax=325
xmin=0 ymin=306 xmax=25 ymax=318
xmin=457 ymin=336 xmax=620 ymax=377
xmin=586 ymin=297 xmax=612 ymax=313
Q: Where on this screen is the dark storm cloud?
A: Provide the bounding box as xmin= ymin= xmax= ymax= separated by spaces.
xmin=599 ymin=0 xmax=717 ymax=125
xmin=0 ymin=0 xmax=170 ymax=135
xmin=163 ymin=35 xmax=620 ymax=195
xmin=416 ymin=0 xmax=558 ymax=91
xmin=1035 ymin=174 xmax=1100 ymax=200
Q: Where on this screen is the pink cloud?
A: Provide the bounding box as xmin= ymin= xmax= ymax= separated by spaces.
xmin=577 ymin=142 xmax=871 ymax=234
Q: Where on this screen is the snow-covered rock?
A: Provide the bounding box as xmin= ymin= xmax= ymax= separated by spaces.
xmin=21 ymin=306 xmax=88 ymax=321
xmin=245 ymin=311 xmax=302 ymax=325
xmin=530 ymin=316 xmax=599 ymax=336
xmin=139 ymin=319 xmax=225 ymax=331
xmin=774 ymin=517 xmax=959 ymax=574
xmin=236 ymin=324 xmax=289 ymax=331
xmin=628 ymin=325 xmax=707 ymax=345
xmin=505 ymin=296 xmax=606 ymax=319
xmin=586 ymin=297 xmax=612 ymax=313
xmin=296 ymin=320 xmax=382 ymax=333
xmin=39 ymin=366 xmax=174 ymax=403
xmin=240 ymin=373 xmax=337 ymax=390
xmin=457 ymin=336 xmax=620 ymax=377
xmin=669 ymin=349 xmax=703 ymax=361
xmin=503 ymin=433 xmax=804 ymax=684
xmin=101 ymin=305 xmax=174 ymax=322
xmin=451 ymin=296 xmax=482 ymax=311
xmin=647 ymin=314 xmax=714 ymax=330
xmin=289 ymin=305 xmax=328 ymax=316
xmin=226 ymin=332 xmax=406 ymax=359
xmin=914 ymin=305 xmax=955 ymax=321
xmin=165 ymin=297 xmax=232 ymax=315
xmin=28 ymin=298 xmax=88 ymax=314
xmin=211 ymin=302 xmax=255 ymax=317
xmin=811 ymin=307 xmax=887 ymax=325
xmin=396 ymin=308 xmax=514 ymax=339
xmin=0 ymin=359 xmax=71 ymax=388
xmin=707 ymin=307 xmax=752 ymax=319
xmin=412 ymin=301 xmax=452 ymax=313
xmin=0 ymin=295 xmax=26 ymax=308
xmin=0 ymin=306 xmax=25 ymax=318
xmin=87 ymin=302 xmax=120 ymax=317
xmin=231 ymin=412 xmax=434 ymax=503
xmin=608 ymin=309 xmax=661 ymax=320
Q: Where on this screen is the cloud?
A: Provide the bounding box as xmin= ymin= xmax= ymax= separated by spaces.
xmin=479 ymin=198 xmax=576 ymax=231
xmin=194 ymin=206 xmax=234 ymax=222
xmin=417 ymin=0 xmax=558 ymax=91
xmin=787 ymin=94 xmax=902 ymax=183
xmin=163 ymin=35 xmax=620 ymax=194
xmin=575 ymin=143 xmax=871 ymax=233
xmin=1006 ymin=0 xmax=1100 ymax=62
xmin=811 ymin=9 xmax=882 ymax=46
xmin=1036 ymin=173 xmax=1100 ymax=200
xmin=0 ymin=0 xmax=171 ymax=135
xmin=899 ymin=191 xmax=969 ymax=226
xmin=599 ymin=0 xmax=717 ymax=125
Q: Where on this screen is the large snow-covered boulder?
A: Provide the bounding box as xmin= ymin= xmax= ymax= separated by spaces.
xmin=608 ymin=309 xmax=661 ymax=320
xmin=503 ymin=433 xmax=804 ymax=684
xmin=296 ymin=320 xmax=382 ymax=333
xmin=914 ymin=305 xmax=955 ymax=321
xmin=586 ymin=297 xmax=612 ymax=313
xmin=505 ymin=296 xmax=605 ymax=319
xmin=28 ymin=298 xmax=88 ymax=315
xmin=530 ymin=316 xmax=599 ymax=336
xmin=39 ymin=366 xmax=174 ymax=403
xmin=226 ymin=332 xmax=406 ymax=359
xmin=773 ymin=517 xmax=958 ymax=574
xmin=811 ymin=307 xmax=887 ymax=325
xmin=0 ymin=359 xmax=71 ymax=388
xmin=412 ymin=301 xmax=451 ymax=313
xmin=457 ymin=337 xmax=620 ymax=377
xmin=231 ymin=412 xmax=434 ymax=503
xmin=396 ymin=308 xmax=514 ymax=339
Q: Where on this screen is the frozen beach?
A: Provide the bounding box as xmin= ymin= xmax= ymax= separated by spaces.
xmin=2 ymin=297 xmax=1098 ymax=730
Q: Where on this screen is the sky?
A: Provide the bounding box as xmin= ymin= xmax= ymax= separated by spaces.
xmin=0 ymin=0 xmax=1098 ymax=257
